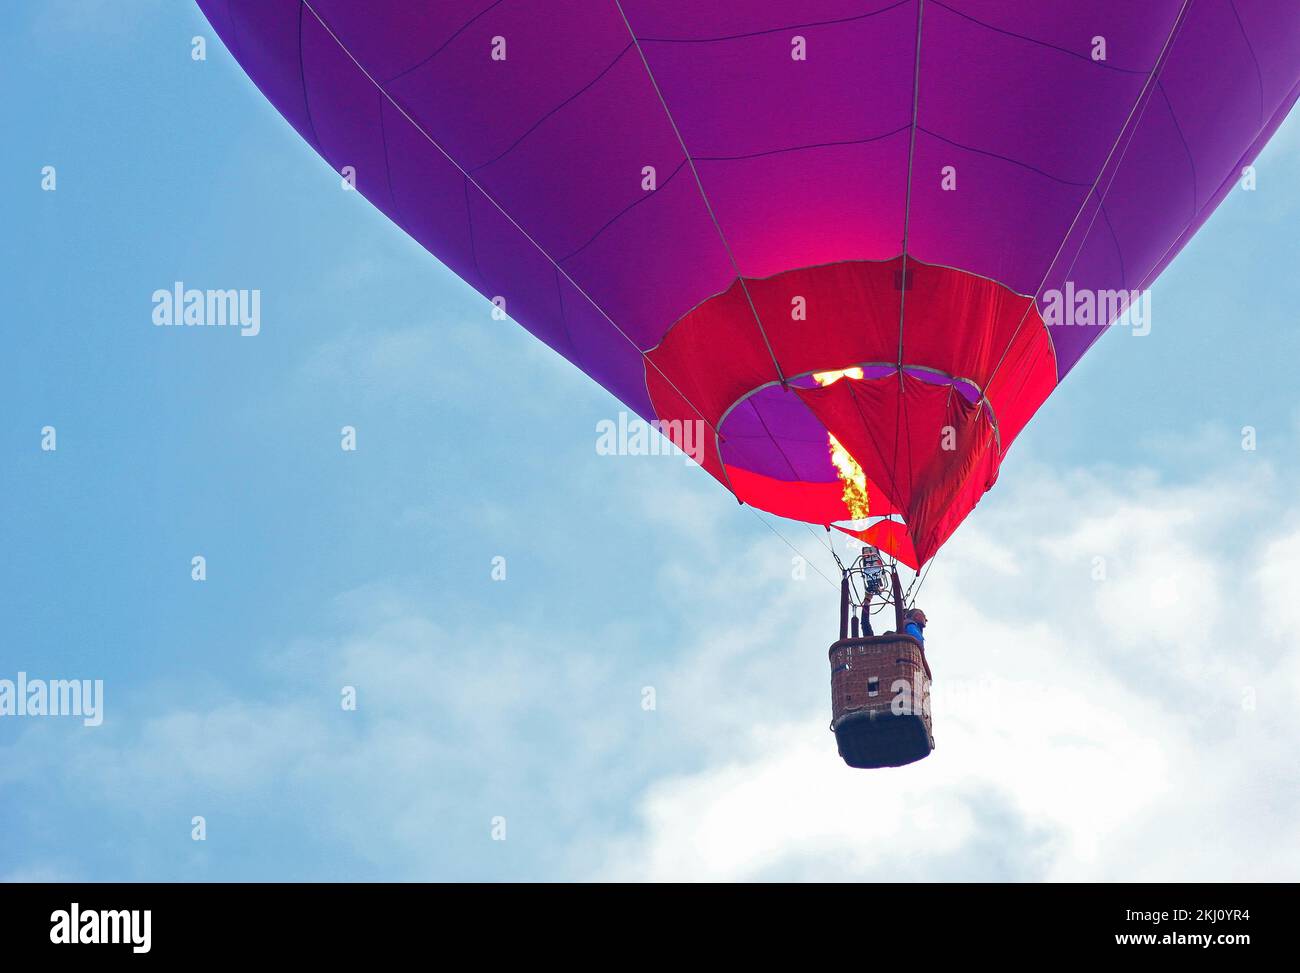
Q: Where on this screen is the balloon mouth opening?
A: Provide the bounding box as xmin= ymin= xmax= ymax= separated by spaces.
xmin=644 ymin=257 xmax=1054 ymax=567
xmin=716 ymin=363 xmax=989 ymax=505
xmin=714 ymin=360 xmax=1002 ymax=571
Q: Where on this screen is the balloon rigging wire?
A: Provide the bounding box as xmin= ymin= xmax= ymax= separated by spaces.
xmin=613 ymin=0 xmax=787 ymax=385
xmin=907 ymin=550 xmax=939 ymax=608
xmin=981 ymin=0 xmax=1193 ymax=396
xmin=886 ymin=0 xmax=926 ymax=570
xmin=801 ymin=521 xmax=838 ymax=560
xmin=297 ymin=0 xmax=728 ymax=451
xmin=748 ymin=507 xmax=838 ymax=589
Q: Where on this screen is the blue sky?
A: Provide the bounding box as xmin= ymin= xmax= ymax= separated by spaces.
xmin=3 ymin=1 xmax=1299 ymax=881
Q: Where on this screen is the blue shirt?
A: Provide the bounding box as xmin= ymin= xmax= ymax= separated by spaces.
xmin=904 ymin=621 xmax=925 ymax=645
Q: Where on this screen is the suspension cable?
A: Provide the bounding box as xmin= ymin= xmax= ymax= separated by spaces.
xmin=747 ymin=508 xmax=839 ymax=589
xmin=907 ymin=549 xmax=940 ymax=607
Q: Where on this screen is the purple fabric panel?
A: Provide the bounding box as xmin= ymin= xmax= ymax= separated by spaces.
xmin=753 ymin=390 xmax=842 ymax=455
xmin=906 ymin=368 xmax=980 ymax=403
xmin=202 ymin=0 xmax=668 ymax=416
xmin=920 ymin=3 xmax=1153 ymax=187
xmin=372 ymin=2 xmax=732 ymax=358
xmin=198 ymin=0 xmax=1300 ymax=489
xmin=1052 ymin=100 xmax=1190 ymax=335
xmin=625 ymin=0 xmax=915 ymax=277
xmin=383 ymin=4 xmax=632 ymax=172
xmin=907 ymin=130 xmax=1092 ymax=296
xmin=720 ymin=389 xmax=838 ymax=482
xmin=465 ymin=182 xmax=573 ymax=360
xmin=1234 ymin=0 xmax=1300 ymax=112
xmin=1046 ymin=0 xmax=1300 ymax=376
xmin=346 ymin=2 xmax=733 ymax=353
xmin=624 ymin=0 xmax=903 ymax=40
xmin=628 ymin=3 xmax=915 ymax=159
xmin=722 ymin=434 xmax=831 ymax=481
xmin=1149 ymin=76 xmax=1300 ymax=289
xmin=298 ymin=0 xmax=482 ymax=83
xmin=198 ymin=0 xmax=238 ymax=57
xmin=717 ymin=397 xmax=768 ymax=437
xmin=719 ymin=367 xmax=980 ymax=482
xmin=557 ymin=275 xmax=656 ymax=421
xmin=944 ymin=1 xmax=1183 ymax=73
xmin=906 ymin=2 xmax=1155 ymax=295
xmin=470 ymin=51 xmax=687 ymax=261
xmin=694 ymin=137 xmax=910 ymax=278
xmin=380 ymin=101 xmax=482 ymax=290
xmin=859 ymin=365 xmax=897 ymax=381
xmin=210 ymin=0 xmax=321 ymax=151
xmin=1160 ymin=1 xmax=1267 ymax=214
xmin=719 ymin=433 xmax=796 ymax=480
xmin=559 ymin=169 xmax=736 ymax=349
xmin=304 ymin=3 xmax=573 ymax=362
xmin=299 ymin=13 xmax=393 ymax=204
xmin=1057 ymin=71 xmax=1300 ymax=372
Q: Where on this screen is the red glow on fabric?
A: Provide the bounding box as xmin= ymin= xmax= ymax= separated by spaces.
xmin=725 ymin=464 xmax=900 ymax=525
xmin=646 ymin=258 xmax=1056 ymax=563
xmin=796 ymin=371 xmax=998 ymax=565
xmin=836 ymin=520 xmax=919 ymax=570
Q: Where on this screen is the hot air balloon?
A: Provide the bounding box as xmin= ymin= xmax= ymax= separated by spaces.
xmin=197 ymin=0 xmax=1300 ymax=768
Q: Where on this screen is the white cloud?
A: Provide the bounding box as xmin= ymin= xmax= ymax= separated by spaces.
xmin=595 ymin=460 xmax=1300 ymax=881
xmin=3 ymin=453 xmax=1296 ymax=881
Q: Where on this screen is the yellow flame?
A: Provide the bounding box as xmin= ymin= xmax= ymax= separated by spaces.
xmin=813 ymin=368 xmax=870 ymax=520
xmin=827 ymin=433 xmax=871 ymax=520
xmin=810 ymin=366 xmax=863 ymax=386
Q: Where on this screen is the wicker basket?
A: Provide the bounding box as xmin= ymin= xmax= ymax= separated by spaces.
xmin=829 ymin=633 xmax=934 ymax=768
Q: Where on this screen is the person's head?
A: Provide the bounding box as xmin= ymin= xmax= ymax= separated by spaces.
xmin=906 ymin=607 xmax=927 ymax=628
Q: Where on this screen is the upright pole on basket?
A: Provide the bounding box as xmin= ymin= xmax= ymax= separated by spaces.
xmin=839 ymin=574 xmax=850 ymax=641
xmin=891 ymin=565 xmax=905 ymax=633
